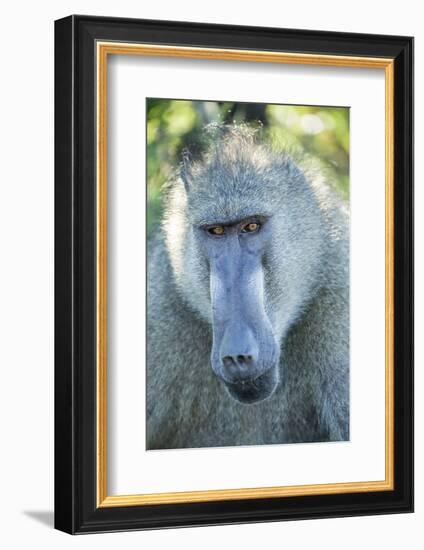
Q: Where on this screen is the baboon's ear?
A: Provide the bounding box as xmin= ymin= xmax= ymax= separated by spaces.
xmin=180 ymin=149 xmax=193 ymax=192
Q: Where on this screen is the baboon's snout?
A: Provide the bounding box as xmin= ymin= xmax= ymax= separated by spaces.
xmin=209 ymin=258 xmax=280 ymax=404
xmin=204 ymin=234 xmax=281 ymax=403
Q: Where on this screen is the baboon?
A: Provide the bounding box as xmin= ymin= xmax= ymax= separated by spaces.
xmin=147 ymin=124 xmax=349 ymax=450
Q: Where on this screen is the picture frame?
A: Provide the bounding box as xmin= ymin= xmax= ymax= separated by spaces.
xmin=54 ymin=15 xmax=414 ymax=534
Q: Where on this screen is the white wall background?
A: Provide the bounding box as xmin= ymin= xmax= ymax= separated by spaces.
xmin=0 ymin=0 xmax=420 ymax=547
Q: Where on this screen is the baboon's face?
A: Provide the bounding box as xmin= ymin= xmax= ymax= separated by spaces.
xmin=196 ymin=215 xmax=280 ymax=404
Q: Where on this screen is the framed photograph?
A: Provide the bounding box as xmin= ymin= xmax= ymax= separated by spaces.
xmin=54 ymin=15 xmax=413 ymax=534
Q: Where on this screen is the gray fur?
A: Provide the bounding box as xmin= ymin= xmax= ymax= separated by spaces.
xmin=147 ymin=124 xmax=349 ymax=449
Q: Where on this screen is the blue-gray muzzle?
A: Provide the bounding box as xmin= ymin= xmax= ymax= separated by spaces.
xmin=208 ymin=237 xmax=280 ymax=404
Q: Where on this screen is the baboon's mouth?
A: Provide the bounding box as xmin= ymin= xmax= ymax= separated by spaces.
xmin=223 ymin=367 xmax=279 ymax=405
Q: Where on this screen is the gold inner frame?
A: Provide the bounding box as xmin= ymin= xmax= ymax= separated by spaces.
xmin=96 ymin=42 xmax=395 ymax=508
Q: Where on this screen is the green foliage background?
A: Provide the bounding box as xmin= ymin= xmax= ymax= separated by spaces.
xmin=147 ymin=99 xmax=349 ymax=237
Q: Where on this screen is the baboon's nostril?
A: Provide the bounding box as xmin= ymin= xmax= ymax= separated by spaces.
xmin=223 ymin=356 xmax=236 ymax=368
xmin=237 ymin=354 xmax=252 ymax=365
xmin=223 ymin=354 xmax=253 ymax=368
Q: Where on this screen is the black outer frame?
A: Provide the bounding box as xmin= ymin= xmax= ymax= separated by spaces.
xmin=54 ymin=15 xmax=414 ymax=534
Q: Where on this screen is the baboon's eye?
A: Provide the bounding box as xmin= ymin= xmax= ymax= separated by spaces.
xmin=208 ymin=225 xmax=225 ymax=236
xmin=241 ymin=222 xmax=260 ymax=234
